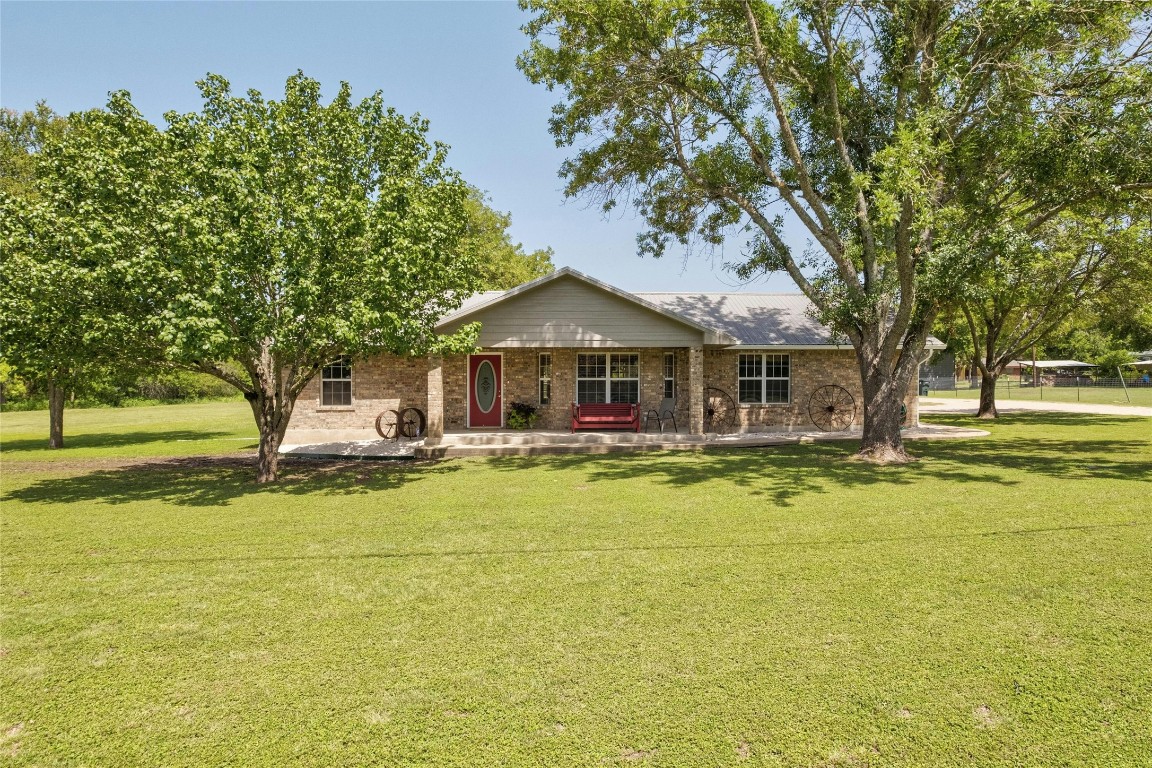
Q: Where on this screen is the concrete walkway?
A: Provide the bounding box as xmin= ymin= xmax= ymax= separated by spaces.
xmin=919 ymin=398 xmax=1152 ymax=418
xmin=281 ymin=423 xmax=989 ymax=460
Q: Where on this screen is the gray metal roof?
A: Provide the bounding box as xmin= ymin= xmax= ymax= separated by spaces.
xmin=634 ymin=292 xmax=843 ymax=347
xmin=449 ymin=290 xmax=505 ymax=316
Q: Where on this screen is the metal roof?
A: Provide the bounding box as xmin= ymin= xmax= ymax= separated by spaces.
xmin=1009 ymin=360 xmax=1095 ymax=368
xmin=633 ymin=292 xmax=843 ymax=347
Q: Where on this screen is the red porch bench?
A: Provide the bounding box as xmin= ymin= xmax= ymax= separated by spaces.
xmin=570 ymin=402 xmax=640 ymax=433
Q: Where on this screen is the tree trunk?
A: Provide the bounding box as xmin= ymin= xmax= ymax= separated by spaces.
xmin=48 ymin=379 xmax=65 ymax=449
xmin=247 ymin=390 xmax=296 ymax=483
xmin=977 ymin=371 xmax=999 ymax=419
xmin=856 ymin=368 xmax=912 ymax=463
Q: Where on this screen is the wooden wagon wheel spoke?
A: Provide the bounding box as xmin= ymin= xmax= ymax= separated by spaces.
xmin=808 ymin=385 xmax=856 ymax=432
xmin=703 ymin=386 xmax=736 ymax=434
xmin=375 ymin=409 xmax=400 ymax=440
xmin=398 ymin=407 xmax=426 ymax=439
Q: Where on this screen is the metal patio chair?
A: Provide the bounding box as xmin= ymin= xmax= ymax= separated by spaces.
xmin=643 ymin=397 xmax=678 ymax=433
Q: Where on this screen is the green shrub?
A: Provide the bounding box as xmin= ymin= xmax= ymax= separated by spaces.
xmin=506 ymin=401 xmax=539 ymax=429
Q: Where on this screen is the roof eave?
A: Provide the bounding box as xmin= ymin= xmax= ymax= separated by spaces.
xmin=721 ymin=343 xmax=852 ymax=351
xmin=724 ymin=339 xmax=947 ymax=351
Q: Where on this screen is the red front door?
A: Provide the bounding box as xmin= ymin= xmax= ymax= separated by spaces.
xmin=468 ymin=354 xmax=502 ymax=427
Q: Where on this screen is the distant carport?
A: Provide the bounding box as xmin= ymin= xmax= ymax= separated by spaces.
xmin=1006 ymin=360 xmax=1095 ymax=400
xmin=1009 ymin=359 xmax=1096 ymax=371
xmin=1009 ymin=359 xmax=1095 ymax=383
xmin=1127 ymin=359 xmax=1152 ymax=389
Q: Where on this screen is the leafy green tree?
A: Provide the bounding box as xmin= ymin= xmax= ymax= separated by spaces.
xmin=928 ymin=308 xmax=974 ymax=382
xmin=463 ymin=188 xmax=554 ymax=290
xmin=66 ymin=73 xmax=480 ymax=482
xmin=1092 ymin=349 xmax=1138 ymax=378
xmin=1086 ymin=214 xmax=1152 ymax=355
xmin=0 ymin=104 xmax=157 ymax=447
xmin=0 ymin=360 xmax=28 ymax=404
xmin=1045 ymin=318 xmax=1144 ymax=376
xmin=519 ymin=0 xmax=1152 ymax=461
xmin=0 ymin=103 xmax=64 ymax=196
xmin=955 ymin=211 xmax=1149 ymax=417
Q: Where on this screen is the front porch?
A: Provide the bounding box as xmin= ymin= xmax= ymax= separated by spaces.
xmin=279 ymin=422 xmax=987 ymax=460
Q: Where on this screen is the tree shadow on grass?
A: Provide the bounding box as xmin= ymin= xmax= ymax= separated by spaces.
xmin=919 ymin=412 xmax=1151 ymax=475
xmin=484 ymin=443 xmax=1004 ymax=507
xmin=484 ymin=412 xmax=1151 ymax=506
xmin=0 ymin=430 xmax=243 ymax=454
xmin=3 ymin=455 xmax=462 ymax=508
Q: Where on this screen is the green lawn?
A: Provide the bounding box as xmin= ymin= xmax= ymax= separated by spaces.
xmin=0 ymin=400 xmax=257 ymax=461
xmin=2 ymin=404 xmax=1150 ymax=766
xmin=926 ymin=380 xmax=1152 ymax=407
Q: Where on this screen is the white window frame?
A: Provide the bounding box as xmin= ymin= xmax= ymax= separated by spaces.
xmin=663 ymin=352 xmax=675 ymax=399
xmin=576 ymin=353 xmax=640 ymax=404
xmin=321 ymin=356 xmax=353 ymax=407
xmin=539 ymin=353 xmax=552 ymax=405
xmin=738 ymin=353 xmax=790 ymax=405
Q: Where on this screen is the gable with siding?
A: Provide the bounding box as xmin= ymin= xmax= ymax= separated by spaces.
xmin=437 ymin=272 xmax=712 ymax=348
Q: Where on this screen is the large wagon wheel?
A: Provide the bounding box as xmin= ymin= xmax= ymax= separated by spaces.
xmin=398 ymin=407 xmax=426 ymax=439
xmin=375 ymin=409 xmax=400 ymax=440
xmin=704 ymin=387 xmax=737 ymax=434
xmin=808 ymin=385 xmax=856 ymax=432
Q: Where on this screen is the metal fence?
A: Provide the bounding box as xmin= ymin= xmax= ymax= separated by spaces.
xmin=920 ymin=374 xmax=1151 ymax=404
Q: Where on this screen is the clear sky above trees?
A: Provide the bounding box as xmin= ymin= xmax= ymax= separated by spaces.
xmin=0 ymin=0 xmax=803 ymax=293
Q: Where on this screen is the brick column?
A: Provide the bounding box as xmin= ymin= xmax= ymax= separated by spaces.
xmin=689 ymin=345 xmax=704 ymax=435
xmin=426 ymin=354 xmax=444 ymax=443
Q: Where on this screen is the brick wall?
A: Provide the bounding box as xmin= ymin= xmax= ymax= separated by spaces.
xmin=439 ymin=348 xmax=692 ymax=430
xmin=293 ymin=346 xmax=919 ymax=434
xmin=292 ymin=354 xmax=428 ymax=431
xmin=703 ymin=349 xmax=864 ymax=430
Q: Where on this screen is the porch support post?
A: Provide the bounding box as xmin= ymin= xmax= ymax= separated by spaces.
xmin=426 ymin=354 xmax=444 ymax=444
xmin=689 ymin=345 xmax=704 ymax=435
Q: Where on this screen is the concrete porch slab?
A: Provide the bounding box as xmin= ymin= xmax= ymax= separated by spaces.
xmin=279 ymin=423 xmax=987 ymax=460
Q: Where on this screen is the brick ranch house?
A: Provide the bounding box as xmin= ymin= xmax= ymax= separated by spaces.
xmin=289 ymin=268 xmax=940 ymax=442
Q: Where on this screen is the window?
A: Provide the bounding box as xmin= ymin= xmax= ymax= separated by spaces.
xmin=539 ymin=353 xmax=552 ymax=405
xmin=663 ymin=352 xmax=675 ymax=399
xmin=321 ymin=356 xmax=352 ymax=406
xmin=577 ymin=354 xmax=606 ymax=404
xmin=738 ymin=353 xmax=790 ymax=404
xmin=576 ymin=353 xmax=639 ymax=404
xmin=610 ymin=353 xmax=639 ymax=404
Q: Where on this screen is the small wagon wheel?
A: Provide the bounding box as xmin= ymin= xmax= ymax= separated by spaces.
xmin=808 ymin=385 xmax=856 ymax=432
xmin=375 ymin=409 xmax=400 ymax=440
xmin=704 ymin=387 xmax=737 ymax=434
xmin=398 ymin=407 xmax=426 ymax=439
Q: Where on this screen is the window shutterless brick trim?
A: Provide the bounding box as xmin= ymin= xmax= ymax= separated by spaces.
xmin=738 ymin=352 xmax=790 ymax=405
xmin=321 ymin=356 xmax=352 ymax=407
xmin=539 ymin=353 xmax=552 ymax=405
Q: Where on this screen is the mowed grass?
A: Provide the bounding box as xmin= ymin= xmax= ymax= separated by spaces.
xmin=0 ymin=400 xmax=256 ymax=461
xmin=926 ymin=381 xmax=1152 ymax=408
xmin=1 ymin=404 xmax=1150 ymax=766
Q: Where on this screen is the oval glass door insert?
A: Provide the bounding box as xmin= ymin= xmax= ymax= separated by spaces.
xmin=475 ymin=360 xmax=497 ymax=413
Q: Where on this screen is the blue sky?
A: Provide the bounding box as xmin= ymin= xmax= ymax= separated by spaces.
xmin=1 ymin=0 xmax=801 ymax=293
